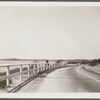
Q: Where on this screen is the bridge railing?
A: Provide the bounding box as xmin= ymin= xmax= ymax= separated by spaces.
xmin=0 ymin=63 xmax=63 ymax=87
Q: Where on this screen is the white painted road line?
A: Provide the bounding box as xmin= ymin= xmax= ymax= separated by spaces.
xmin=76 ymin=66 xmax=100 ymax=83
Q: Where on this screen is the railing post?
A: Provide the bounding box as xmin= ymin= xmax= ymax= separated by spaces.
xmin=48 ymin=63 xmax=49 ymax=70
xmin=60 ymin=63 xmax=62 ymax=68
xmin=53 ymin=64 xmax=55 ymax=69
xmin=35 ymin=64 xmax=37 ymax=74
xmin=6 ymin=66 xmax=10 ymax=87
xmin=31 ymin=64 xmax=33 ymax=76
xmin=37 ymin=64 xmax=39 ymax=73
xmin=27 ymin=64 xmax=30 ymax=78
xmin=35 ymin=64 xmax=37 ymax=76
xmin=45 ymin=64 xmax=46 ymax=71
xmin=43 ymin=64 xmax=45 ymax=71
xmin=30 ymin=64 xmax=33 ymax=76
xmin=19 ymin=65 xmax=22 ymax=80
xmin=51 ymin=64 xmax=53 ymax=69
xmin=53 ymin=64 xmax=54 ymax=69
xmin=55 ymin=64 xmax=56 ymax=68
xmin=46 ymin=64 xmax=48 ymax=70
xmin=37 ymin=64 xmax=38 ymax=73
xmin=40 ymin=64 xmax=42 ymax=72
xmin=52 ymin=64 xmax=53 ymax=69
xmin=42 ymin=63 xmax=44 ymax=72
xmin=50 ymin=64 xmax=52 ymax=69
xmin=39 ymin=64 xmax=41 ymax=73
xmin=57 ymin=63 xmax=59 ymax=68
xmin=41 ymin=64 xmax=43 ymax=72
xmin=47 ymin=63 xmax=48 ymax=70
xmin=55 ymin=63 xmax=56 ymax=68
xmin=33 ymin=64 xmax=36 ymax=76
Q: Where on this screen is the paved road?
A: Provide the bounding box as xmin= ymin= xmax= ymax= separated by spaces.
xmin=16 ymin=65 xmax=100 ymax=93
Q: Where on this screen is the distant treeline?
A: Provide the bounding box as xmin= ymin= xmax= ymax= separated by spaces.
xmin=67 ymin=60 xmax=90 ymax=64
xmin=67 ymin=58 xmax=100 ymax=66
xmin=88 ymin=59 xmax=100 ymax=66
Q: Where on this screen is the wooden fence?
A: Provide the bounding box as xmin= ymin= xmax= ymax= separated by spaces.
xmin=0 ymin=63 xmax=63 ymax=87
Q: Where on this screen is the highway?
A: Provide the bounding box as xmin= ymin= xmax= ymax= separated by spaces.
xmin=16 ymin=65 xmax=100 ymax=93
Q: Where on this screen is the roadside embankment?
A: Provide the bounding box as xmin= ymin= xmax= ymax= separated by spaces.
xmin=83 ymin=64 xmax=100 ymax=74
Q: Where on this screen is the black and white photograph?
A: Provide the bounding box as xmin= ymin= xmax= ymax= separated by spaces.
xmin=0 ymin=2 xmax=100 ymax=97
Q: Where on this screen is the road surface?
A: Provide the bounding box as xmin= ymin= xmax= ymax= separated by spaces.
xmin=16 ymin=65 xmax=100 ymax=93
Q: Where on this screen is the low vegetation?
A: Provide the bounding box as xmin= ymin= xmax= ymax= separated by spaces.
xmin=67 ymin=58 xmax=100 ymax=67
xmin=88 ymin=59 xmax=100 ymax=66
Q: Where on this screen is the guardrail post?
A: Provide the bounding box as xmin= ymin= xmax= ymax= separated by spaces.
xmin=57 ymin=63 xmax=59 ymax=68
xmin=55 ymin=63 xmax=56 ymax=68
xmin=48 ymin=64 xmax=49 ymax=70
xmin=30 ymin=64 xmax=33 ymax=76
xmin=45 ymin=64 xmax=46 ymax=71
xmin=55 ymin=64 xmax=56 ymax=68
xmin=59 ymin=64 xmax=61 ymax=68
xmin=38 ymin=64 xmax=39 ymax=73
xmin=50 ymin=64 xmax=51 ymax=69
xmin=31 ymin=64 xmax=33 ymax=76
xmin=46 ymin=63 xmax=47 ymax=70
xmin=27 ymin=65 xmax=30 ymax=78
xmin=35 ymin=64 xmax=37 ymax=76
xmin=35 ymin=64 xmax=37 ymax=74
xmin=53 ymin=64 xmax=55 ymax=69
xmin=60 ymin=64 xmax=61 ymax=67
xmin=59 ymin=63 xmax=60 ymax=68
xmin=52 ymin=64 xmax=53 ymax=69
xmin=47 ymin=63 xmax=48 ymax=70
xmin=50 ymin=64 xmax=52 ymax=69
xmin=33 ymin=64 xmax=36 ymax=76
xmin=19 ymin=65 xmax=22 ymax=80
xmin=47 ymin=64 xmax=48 ymax=70
xmin=37 ymin=64 xmax=38 ymax=73
xmin=36 ymin=64 xmax=38 ymax=74
xmin=48 ymin=63 xmax=49 ymax=70
xmin=44 ymin=64 xmax=45 ymax=71
xmin=6 ymin=66 xmax=10 ymax=87
xmin=42 ymin=64 xmax=44 ymax=72
xmin=47 ymin=63 xmax=49 ymax=70
xmin=41 ymin=64 xmax=43 ymax=72
xmin=39 ymin=64 xmax=41 ymax=73
xmin=41 ymin=64 xmax=42 ymax=72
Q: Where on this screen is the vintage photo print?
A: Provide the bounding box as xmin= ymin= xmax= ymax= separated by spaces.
xmin=0 ymin=1 xmax=100 ymax=98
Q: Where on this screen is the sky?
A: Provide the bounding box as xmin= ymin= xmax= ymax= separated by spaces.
xmin=0 ymin=6 xmax=100 ymax=59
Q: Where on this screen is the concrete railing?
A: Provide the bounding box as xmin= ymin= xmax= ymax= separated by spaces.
xmin=0 ymin=63 xmax=63 ymax=87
